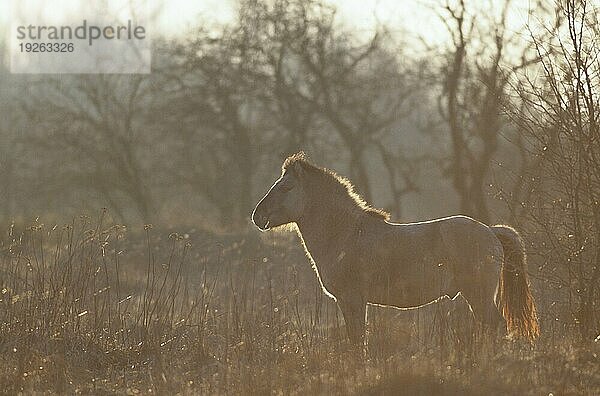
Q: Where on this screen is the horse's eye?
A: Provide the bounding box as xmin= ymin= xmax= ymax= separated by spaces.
xmin=280 ymin=181 xmax=294 ymax=192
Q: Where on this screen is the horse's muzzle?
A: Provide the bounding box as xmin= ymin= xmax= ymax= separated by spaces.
xmin=252 ymin=208 xmax=271 ymax=231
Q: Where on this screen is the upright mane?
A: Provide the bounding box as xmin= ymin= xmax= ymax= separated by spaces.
xmin=283 ymin=153 xmax=390 ymax=221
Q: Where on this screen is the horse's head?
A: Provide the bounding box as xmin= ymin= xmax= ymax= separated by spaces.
xmin=252 ymin=160 xmax=307 ymax=231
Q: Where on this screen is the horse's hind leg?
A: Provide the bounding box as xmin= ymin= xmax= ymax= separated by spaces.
xmin=462 ymin=284 xmax=504 ymax=339
xmin=469 ymin=295 xmax=503 ymax=333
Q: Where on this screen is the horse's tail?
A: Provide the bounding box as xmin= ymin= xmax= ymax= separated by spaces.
xmin=491 ymin=225 xmax=540 ymax=341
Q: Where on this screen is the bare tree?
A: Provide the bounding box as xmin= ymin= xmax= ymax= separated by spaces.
xmin=258 ymin=0 xmax=419 ymax=203
xmin=164 ymin=0 xmax=422 ymax=225
xmin=164 ymin=12 xmax=271 ymax=225
xmin=511 ymin=0 xmax=600 ymax=337
xmin=22 ymin=75 xmax=158 ymax=222
xmin=433 ymin=0 xmax=543 ymax=222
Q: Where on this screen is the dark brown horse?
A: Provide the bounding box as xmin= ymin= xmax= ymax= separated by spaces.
xmin=252 ymin=153 xmax=539 ymax=345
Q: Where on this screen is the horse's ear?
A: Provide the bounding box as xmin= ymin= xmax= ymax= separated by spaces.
xmin=291 ymin=161 xmax=304 ymax=177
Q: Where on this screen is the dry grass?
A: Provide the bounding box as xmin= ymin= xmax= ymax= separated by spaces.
xmin=0 ymin=214 xmax=598 ymax=395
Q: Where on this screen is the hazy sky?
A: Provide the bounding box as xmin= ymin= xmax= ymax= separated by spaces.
xmin=0 ymin=0 xmax=529 ymax=35
xmin=152 ymin=0 xmax=439 ymax=35
xmin=1 ymin=0 xmax=535 ymax=46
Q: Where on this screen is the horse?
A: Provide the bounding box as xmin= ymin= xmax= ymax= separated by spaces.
xmin=252 ymin=153 xmax=539 ymax=346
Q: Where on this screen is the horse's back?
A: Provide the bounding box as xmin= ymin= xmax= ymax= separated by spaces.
xmin=385 ymin=214 xmax=503 ymax=280
xmin=388 ymin=214 xmax=484 ymax=228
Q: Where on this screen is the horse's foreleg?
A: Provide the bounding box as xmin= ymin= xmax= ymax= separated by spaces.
xmin=337 ymin=296 xmax=367 ymax=347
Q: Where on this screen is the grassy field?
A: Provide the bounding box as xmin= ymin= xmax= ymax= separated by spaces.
xmin=0 ymin=214 xmax=598 ymax=395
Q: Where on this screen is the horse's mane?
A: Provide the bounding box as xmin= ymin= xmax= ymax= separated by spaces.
xmin=283 ymin=152 xmax=390 ymax=221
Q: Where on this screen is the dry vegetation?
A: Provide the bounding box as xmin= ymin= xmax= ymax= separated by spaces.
xmin=0 ymin=213 xmax=598 ymax=395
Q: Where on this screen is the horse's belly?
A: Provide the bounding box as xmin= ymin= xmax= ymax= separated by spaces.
xmin=368 ymin=285 xmax=448 ymax=309
xmin=368 ymin=261 xmax=458 ymax=308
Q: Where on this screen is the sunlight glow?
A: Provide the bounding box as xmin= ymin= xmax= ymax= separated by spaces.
xmin=1 ymin=0 xmax=536 ymax=44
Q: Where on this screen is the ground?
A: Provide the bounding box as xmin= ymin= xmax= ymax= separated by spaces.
xmin=0 ymin=218 xmax=598 ymax=394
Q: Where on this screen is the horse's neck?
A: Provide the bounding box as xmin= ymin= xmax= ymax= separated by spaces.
xmin=296 ymin=203 xmax=356 ymax=266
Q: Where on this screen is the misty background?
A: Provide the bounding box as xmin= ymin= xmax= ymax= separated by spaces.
xmin=0 ymin=0 xmax=535 ymax=224
xmin=0 ymin=0 xmax=599 ymax=338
